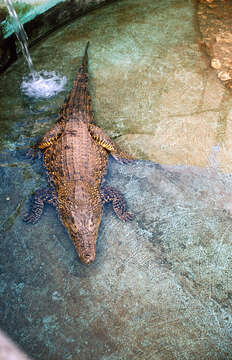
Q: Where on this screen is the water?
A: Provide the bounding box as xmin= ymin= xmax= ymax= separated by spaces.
xmin=0 ymin=0 xmax=232 ymax=358
xmin=21 ymin=70 xmax=67 ymax=99
xmin=4 ymin=0 xmax=67 ymax=99
xmin=4 ymin=0 xmax=34 ymax=72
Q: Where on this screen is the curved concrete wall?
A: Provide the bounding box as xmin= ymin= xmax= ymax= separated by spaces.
xmin=0 ymin=0 xmax=117 ymax=72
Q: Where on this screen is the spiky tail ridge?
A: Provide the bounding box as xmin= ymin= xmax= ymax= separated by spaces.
xmin=82 ymin=41 xmax=90 ymax=69
xmin=58 ymin=41 xmax=94 ymax=123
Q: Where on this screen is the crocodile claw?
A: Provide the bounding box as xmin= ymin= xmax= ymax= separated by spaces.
xmin=119 ymin=210 xmax=134 ymax=222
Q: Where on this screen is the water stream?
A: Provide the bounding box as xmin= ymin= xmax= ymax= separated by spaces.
xmin=4 ymin=0 xmax=34 ymax=72
xmin=4 ymin=0 xmax=67 ymax=99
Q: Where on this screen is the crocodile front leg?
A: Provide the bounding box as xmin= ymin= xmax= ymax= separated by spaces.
xmin=100 ymin=185 xmax=134 ymax=221
xmin=24 ymin=187 xmax=58 ymax=224
xmin=89 ymin=124 xmax=134 ymax=163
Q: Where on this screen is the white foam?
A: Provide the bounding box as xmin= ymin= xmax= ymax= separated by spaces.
xmin=21 ymin=70 xmax=67 ymax=99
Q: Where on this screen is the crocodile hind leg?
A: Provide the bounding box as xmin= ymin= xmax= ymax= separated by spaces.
xmin=100 ymin=185 xmax=134 ymax=221
xmin=89 ymin=124 xmax=134 ymax=163
xmin=24 ymin=187 xmax=58 ymax=224
xmin=37 ymin=122 xmax=63 ymax=150
xmin=27 ymin=122 xmax=63 ymax=159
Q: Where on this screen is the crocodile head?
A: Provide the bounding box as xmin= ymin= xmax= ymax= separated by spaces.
xmin=61 ymin=205 xmax=102 ymax=265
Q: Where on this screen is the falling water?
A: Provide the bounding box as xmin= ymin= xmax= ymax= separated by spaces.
xmin=4 ymin=0 xmax=34 ymax=72
xmin=4 ymin=0 xmax=67 ymax=99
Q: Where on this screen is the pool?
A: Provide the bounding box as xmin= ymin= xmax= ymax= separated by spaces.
xmin=0 ymin=0 xmax=232 ymax=359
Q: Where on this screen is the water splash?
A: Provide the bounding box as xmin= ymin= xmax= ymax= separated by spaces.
xmin=21 ymin=70 xmax=67 ymax=99
xmin=4 ymin=0 xmax=34 ymax=72
xmin=4 ymin=0 xmax=67 ymax=99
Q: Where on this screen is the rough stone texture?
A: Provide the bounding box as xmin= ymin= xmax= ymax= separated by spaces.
xmin=0 ymin=0 xmax=232 ymax=359
xmin=1 ymin=155 xmax=232 ymax=359
xmin=197 ymin=0 xmax=232 ymax=89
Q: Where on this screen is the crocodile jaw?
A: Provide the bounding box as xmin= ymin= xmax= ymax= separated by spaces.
xmin=63 ymin=207 xmax=101 ymax=265
xmin=71 ymin=232 xmax=97 ymax=265
xmin=57 ymin=190 xmax=102 ymax=264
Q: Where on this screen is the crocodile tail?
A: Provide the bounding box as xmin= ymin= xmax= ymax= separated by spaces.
xmin=58 ymin=41 xmax=94 ymax=124
xmin=82 ymin=41 xmax=90 ymax=69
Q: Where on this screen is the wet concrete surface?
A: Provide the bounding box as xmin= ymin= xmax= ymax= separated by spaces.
xmin=1 ymin=156 xmax=232 ymax=359
xmin=0 ymin=0 xmax=232 ymax=359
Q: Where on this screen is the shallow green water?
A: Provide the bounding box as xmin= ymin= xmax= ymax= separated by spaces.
xmin=0 ymin=0 xmax=232 ymax=359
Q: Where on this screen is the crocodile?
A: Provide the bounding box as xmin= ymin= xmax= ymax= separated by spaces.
xmin=24 ymin=42 xmax=134 ymax=265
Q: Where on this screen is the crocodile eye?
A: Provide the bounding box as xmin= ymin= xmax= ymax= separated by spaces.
xmin=70 ymin=222 xmax=80 ymax=235
xmin=71 ymin=223 xmax=77 ymax=231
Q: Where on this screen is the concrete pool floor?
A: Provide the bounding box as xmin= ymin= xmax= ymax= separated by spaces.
xmin=0 ymin=0 xmax=232 ymax=359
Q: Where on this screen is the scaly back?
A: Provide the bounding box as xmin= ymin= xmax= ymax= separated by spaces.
xmin=57 ymin=42 xmax=94 ymax=125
